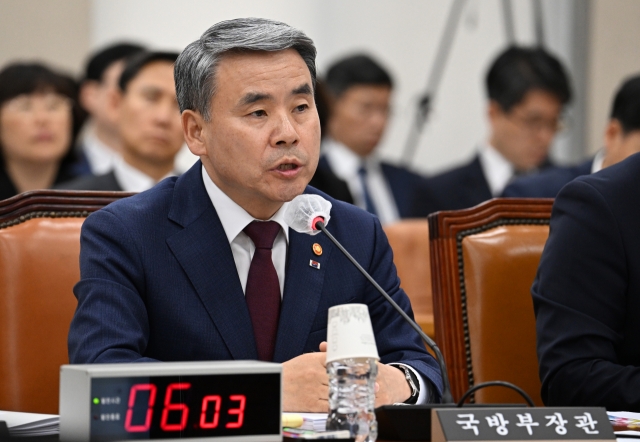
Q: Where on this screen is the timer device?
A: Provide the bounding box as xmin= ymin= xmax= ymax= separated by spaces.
xmin=60 ymin=361 xmax=281 ymax=442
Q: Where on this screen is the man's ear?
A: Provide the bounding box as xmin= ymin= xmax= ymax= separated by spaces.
xmin=487 ymin=100 xmax=504 ymax=122
xmin=182 ymin=110 xmax=207 ymax=156
xmin=604 ymin=119 xmax=622 ymax=148
xmin=108 ymin=88 xmax=123 ymax=116
xmin=79 ymin=81 xmax=98 ymax=113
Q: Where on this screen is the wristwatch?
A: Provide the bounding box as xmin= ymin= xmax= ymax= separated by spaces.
xmin=394 ymin=364 xmax=420 ymax=404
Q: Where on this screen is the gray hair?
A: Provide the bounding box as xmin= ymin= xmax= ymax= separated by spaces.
xmin=175 ymin=17 xmax=317 ymax=121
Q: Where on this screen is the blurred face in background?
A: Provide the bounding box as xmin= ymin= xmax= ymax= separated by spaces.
xmin=602 ymin=119 xmax=640 ymax=168
xmin=0 ymin=91 xmax=72 ymax=166
xmin=80 ymin=60 xmax=125 ymax=134
xmin=488 ymin=89 xmax=563 ymax=172
xmin=328 ymin=84 xmax=391 ymax=157
xmin=114 ymin=60 xmax=183 ymax=174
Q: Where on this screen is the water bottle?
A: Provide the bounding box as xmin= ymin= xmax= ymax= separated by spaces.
xmin=326 ymin=357 xmax=378 ymax=442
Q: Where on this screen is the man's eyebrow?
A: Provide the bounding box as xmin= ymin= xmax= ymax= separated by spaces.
xmin=239 ymin=92 xmax=273 ymax=106
xmin=292 ymin=83 xmax=312 ymax=95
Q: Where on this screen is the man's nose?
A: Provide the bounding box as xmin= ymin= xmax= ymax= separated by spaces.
xmin=272 ymin=113 xmax=299 ymax=147
xmin=153 ymin=101 xmax=177 ymax=126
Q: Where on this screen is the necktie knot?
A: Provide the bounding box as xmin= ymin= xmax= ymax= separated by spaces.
xmin=244 ymin=221 xmax=281 ymax=250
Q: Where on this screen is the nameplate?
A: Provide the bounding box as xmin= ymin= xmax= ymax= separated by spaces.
xmin=432 ymin=407 xmax=614 ymax=442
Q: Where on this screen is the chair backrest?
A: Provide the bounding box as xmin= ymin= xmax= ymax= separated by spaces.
xmin=0 ymin=190 xmax=133 ymax=414
xmin=383 ymin=219 xmax=433 ymax=337
xmin=428 ymin=198 xmax=553 ymax=405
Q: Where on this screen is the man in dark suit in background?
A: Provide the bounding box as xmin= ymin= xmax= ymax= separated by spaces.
xmin=309 ymin=54 xmax=425 ymax=223
xmin=413 ymin=46 xmax=572 ymax=215
xmin=68 ymin=18 xmax=441 ymax=412
xmin=59 ymin=51 xmax=184 ymax=191
xmin=77 ymin=42 xmax=145 ymax=175
xmin=533 ymin=151 xmax=640 ymax=411
xmin=503 ymin=74 xmax=640 ymax=198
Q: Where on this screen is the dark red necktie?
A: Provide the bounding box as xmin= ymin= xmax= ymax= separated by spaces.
xmin=243 ymin=221 xmax=282 ymax=361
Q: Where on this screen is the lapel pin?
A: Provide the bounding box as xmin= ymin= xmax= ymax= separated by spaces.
xmin=309 ymin=260 xmax=321 ymax=270
xmin=312 ymin=243 xmax=323 ymax=256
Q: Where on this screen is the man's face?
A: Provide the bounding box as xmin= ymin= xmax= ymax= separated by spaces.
xmin=80 ymin=60 xmax=125 ymax=132
xmin=194 ymin=49 xmax=321 ymax=219
xmin=328 ymin=85 xmax=391 ymax=157
xmin=488 ymin=89 xmax=563 ymax=172
xmin=116 ymin=61 xmax=184 ymax=170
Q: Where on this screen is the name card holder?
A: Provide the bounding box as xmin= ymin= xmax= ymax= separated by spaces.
xmin=432 ymin=407 xmax=614 ymax=442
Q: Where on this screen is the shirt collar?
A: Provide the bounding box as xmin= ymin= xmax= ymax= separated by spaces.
xmin=200 ymin=165 xmax=290 ymax=244
xmin=478 ymin=142 xmax=516 ymax=196
xmin=591 ymin=149 xmax=606 ymax=173
xmin=83 ymin=128 xmax=120 ymax=175
xmin=323 ymin=137 xmax=379 ymax=179
xmin=112 ymin=155 xmax=175 ymax=193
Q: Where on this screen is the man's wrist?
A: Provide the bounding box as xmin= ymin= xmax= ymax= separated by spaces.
xmin=390 ymin=363 xmax=420 ymax=404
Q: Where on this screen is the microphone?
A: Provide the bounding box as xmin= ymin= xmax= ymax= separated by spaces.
xmin=285 ymin=194 xmax=454 ymax=404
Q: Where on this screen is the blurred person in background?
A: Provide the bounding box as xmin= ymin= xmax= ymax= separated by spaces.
xmin=0 ymin=63 xmax=86 ymax=201
xmin=77 ymin=42 xmax=145 ymax=175
xmin=503 ymin=74 xmax=640 ymax=197
xmin=59 ymin=51 xmax=183 ymax=192
xmin=413 ymin=46 xmax=572 ymax=215
xmin=309 ymin=54 xmax=426 ymax=223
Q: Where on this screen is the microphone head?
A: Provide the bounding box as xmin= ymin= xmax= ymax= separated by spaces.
xmin=284 ymin=194 xmax=332 ymax=235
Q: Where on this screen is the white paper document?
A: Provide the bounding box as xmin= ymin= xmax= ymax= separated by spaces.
xmin=0 ymin=410 xmax=59 ymax=437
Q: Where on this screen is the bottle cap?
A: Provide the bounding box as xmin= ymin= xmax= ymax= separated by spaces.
xmin=326 ymin=303 xmax=380 ymax=363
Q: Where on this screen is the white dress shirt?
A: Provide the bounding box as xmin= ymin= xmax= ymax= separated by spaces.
xmin=112 ymin=156 xmax=177 ymax=193
xmin=201 ymin=166 xmax=289 ymax=295
xmin=591 ymin=149 xmax=606 ymax=174
xmin=477 ymin=143 xmax=516 ymax=197
xmin=201 ymin=165 xmax=428 ymax=403
xmin=322 ymin=138 xmax=400 ymax=225
xmin=82 ymin=128 xmax=120 ymax=175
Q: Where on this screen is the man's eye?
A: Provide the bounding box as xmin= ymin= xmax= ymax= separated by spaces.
xmin=251 ymin=110 xmax=267 ymax=117
xmin=294 ymin=104 xmax=308 ymax=112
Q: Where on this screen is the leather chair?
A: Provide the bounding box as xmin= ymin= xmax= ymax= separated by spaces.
xmin=428 ymin=198 xmax=553 ymax=405
xmin=0 ymin=190 xmax=133 ymax=414
xmin=383 ymin=219 xmax=433 ymax=337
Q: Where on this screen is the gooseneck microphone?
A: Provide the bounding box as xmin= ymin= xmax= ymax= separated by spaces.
xmin=285 ymin=194 xmax=454 ymax=404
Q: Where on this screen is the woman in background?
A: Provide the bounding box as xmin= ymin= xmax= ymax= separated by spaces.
xmin=0 ymin=63 xmax=86 ymax=201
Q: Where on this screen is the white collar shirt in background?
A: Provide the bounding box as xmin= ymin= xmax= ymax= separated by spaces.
xmin=322 ymin=138 xmax=399 ymax=224
xmin=478 ymin=143 xmax=516 ymax=197
xmin=591 ymin=149 xmax=606 ymax=173
xmin=201 ymin=165 xmax=289 ymax=296
xmin=112 ymin=155 xmax=176 ymax=193
xmin=82 ymin=127 xmax=120 ymax=175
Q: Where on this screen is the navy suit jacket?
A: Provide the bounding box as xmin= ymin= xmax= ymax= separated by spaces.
xmin=68 ymin=161 xmax=442 ymax=397
xmin=309 ymin=156 xmax=425 ymax=218
xmin=533 ymin=152 xmax=640 ymax=410
xmin=411 ymin=155 xmax=492 ymax=217
xmin=501 ymin=159 xmax=593 ymax=198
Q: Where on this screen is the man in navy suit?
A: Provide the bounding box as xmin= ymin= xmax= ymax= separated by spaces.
xmin=68 ymin=18 xmax=441 ymax=412
xmin=533 ymin=151 xmax=640 ymax=410
xmin=308 ymin=54 xmax=425 ymax=223
xmin=502 ymin=74 xmax=640 ymax=198
xmin=413 ymin=46 xmax=572 ymax=215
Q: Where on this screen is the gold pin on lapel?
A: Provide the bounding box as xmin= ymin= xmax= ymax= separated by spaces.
xmin=312 ymin=243 xmax=323 ymax=256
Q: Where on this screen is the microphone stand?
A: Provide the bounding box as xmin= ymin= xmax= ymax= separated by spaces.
xmin=315 ymin=220 xmax=454 ymax=404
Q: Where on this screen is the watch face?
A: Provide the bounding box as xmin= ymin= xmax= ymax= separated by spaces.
xmin=89 ymin=373 xmax=280 ymax=441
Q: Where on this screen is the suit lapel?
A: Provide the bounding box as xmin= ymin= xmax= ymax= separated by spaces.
xmin=166 ymin=164 xmax=257 ymax=360
xmin=273 ymin=228 xmax=333 ymax=362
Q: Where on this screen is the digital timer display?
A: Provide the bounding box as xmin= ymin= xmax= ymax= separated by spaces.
xmin=89 ymin=373 xmax=280 ymax=441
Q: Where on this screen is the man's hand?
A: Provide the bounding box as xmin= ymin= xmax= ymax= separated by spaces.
xmin=282 ymin=342 xmax=328 ymax=412
xmin=375 ymin=363 xmax=411 ymax=406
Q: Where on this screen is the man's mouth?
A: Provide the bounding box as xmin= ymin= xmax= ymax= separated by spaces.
xmin=276 ymin=163 xmax=299 ymax=171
